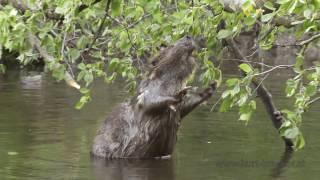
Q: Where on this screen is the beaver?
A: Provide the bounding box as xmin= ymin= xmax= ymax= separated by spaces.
xmin=91 ymin=36 xmax=216 ymax=158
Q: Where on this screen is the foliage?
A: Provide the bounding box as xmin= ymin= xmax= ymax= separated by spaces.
xmin=0 ymin=0 xmax=319 ymax=150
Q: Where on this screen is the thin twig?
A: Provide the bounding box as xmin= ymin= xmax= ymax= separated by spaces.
xmin=210 ymin=96 xmax=222 ymax=112
xmin=87 ymin=0 xmax=111 ymax=51
xmin=61 ymin=32 xmax=75 ymax=78
xmin=297 ymin=33 xmax=320 ymax=46
xmin=128 ymin=13 xmax=152 ymax=28
xmin=245 ymin=48 xmax=259 ymax=58
xmin=253 ymin=64 xmax=294 ymax=76
xmin=222 ymin=58 xmax=274 ymax=68
xmin=275 ymin=33 xmax=320 ymax=47
xmin=61 ymin=32 xmax=67 ymax=57
xmin=252 ymin=73 xmax=270 ymax=95
xmin=306 ymin=97 xmax=320 ymax=107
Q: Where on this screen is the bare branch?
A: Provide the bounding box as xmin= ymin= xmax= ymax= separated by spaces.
xmin=222 ymin=58 xmax=274 ymax=68
xmin=297 ymin=33 xmax=320 ymax=46
xmin=252 ymin=73 xmax=270 ymax=95
xmin=274 ymin=33 xmax=320 ymax=47
xmin=253 ymin=64 xmax=294 ymax=76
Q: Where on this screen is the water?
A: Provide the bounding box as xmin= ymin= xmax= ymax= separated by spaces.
xmin=0 ymin=70 xmax=320 ymax=180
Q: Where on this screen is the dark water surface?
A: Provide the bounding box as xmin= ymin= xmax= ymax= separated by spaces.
xmin=0 ymin=70 xmax=319 ymax=180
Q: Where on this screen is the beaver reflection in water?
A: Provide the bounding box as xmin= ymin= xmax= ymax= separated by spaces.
xmin=91 ymin=36 xmax=216 ymax=158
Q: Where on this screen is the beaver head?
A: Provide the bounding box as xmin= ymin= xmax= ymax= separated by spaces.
xmin=150 ymin=35 xmax=197 ymax=82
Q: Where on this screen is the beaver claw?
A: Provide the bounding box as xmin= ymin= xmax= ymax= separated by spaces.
xmin=176 ymin=86 xmax=192 ymax=99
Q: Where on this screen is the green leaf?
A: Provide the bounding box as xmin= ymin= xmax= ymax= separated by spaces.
xmin=294 ymin=55 xmax=304 ymax=73
xmin=52 ymin=65 xmax=66 ymax=81
xmin=135 ymin=6 xmax=144 ymax=20
xmin=111 ymin=0 xmax=122 ymax=16
xmin=80 ymin=88 xmax=90 ymax=94
xmin=77 ymin=36 xmax=89 ymax=49
xmin=75 ymin=95 xmax=91 ymax=109
xmin=288 ymin=0 xmax=298 ymax=14
xmin=303 ymin=8 xmax=313 ymax=19
xmin=84 ymin=72 xmax=94 ymax=87
xmin=237 ymin=94 xmax=248 ymax=106
xmin=69 ymin=48 xmax=80 ymax=62
xmin=261 ymin=13 xmax=275 ymax=22
xmin=109 ymin=58 xmax=120 ymax=72
xmin=285 ymin=79 xmax=299 ymax=97
xmin=239 ymin=63 xmax=253 ymax=73
xmin=184 ymin=15 xmax=193 ymax=25
xmin=295 ymin=133 xmax=305 ymax=149
xmin=230 ymin=84 xmax=240 ymax=96
xmin=283 ymin=127 xmax=299 ymax=139
xmin=219 ymin=97 xmax=233 ymax=112
xmin=217 ymin=29 xmax=233 ymax=39
xmin=105 ymin=72 xmax=117 ymax=83
xmin=78 ymin=63 xmax=86 ymax=70
xmin=226 ymin=78 xmax=239 ymax=87
xmin=264 ymin=2 xmax=276 ymax=10
xmin=244 ymin=16 xmax=256 ymax=26
xmin=276 ymin=0 xmax=291 ymax=4
xmin=239 ymin=113 xmax=251 ymax=121
xmin=305 ymin=84 xmax=317 ymax=97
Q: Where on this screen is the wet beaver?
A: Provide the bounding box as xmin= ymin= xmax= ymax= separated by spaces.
xmin=91 ymin=36 xmax=216 ymax=158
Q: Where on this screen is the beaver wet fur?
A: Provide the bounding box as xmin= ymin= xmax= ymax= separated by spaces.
xmin=91 ymin=36 xmax=216 ymax=158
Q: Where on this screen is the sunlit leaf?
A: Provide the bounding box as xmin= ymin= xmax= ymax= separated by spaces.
xmin=239 ymin=63 xmax=253 ymax=74
xmin=217 ymin=29 xmax=233 ymax=39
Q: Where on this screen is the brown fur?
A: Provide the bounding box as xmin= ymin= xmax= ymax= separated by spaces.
xmin=91 ymin=36 xmax=215 ymax=158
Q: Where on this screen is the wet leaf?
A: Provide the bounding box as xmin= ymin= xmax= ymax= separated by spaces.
xmin=239 ymin=63 xmax=253 ymax=74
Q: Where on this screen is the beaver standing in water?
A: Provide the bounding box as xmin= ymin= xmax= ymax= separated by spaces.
xmin=91 ymin=36 xmax=216 ymax=158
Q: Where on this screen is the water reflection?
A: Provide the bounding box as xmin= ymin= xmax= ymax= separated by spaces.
xmin=20 ymin=71 xmax=43 ymax=90
xmin=271 ymin=149 xmax=294 ymax=179
xmin=91 ymin=157 xmax=175 ymax=180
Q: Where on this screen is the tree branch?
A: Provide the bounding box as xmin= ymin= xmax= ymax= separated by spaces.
xmin=297 ymin=33 xmax=320 ymax=46
xmin=226 ymin=39 xmax=294 ymax=149
xmin=87 ymin=0 xmax=111 ymax=51
xmin=28 ymin=33 xmax=80 ymax=89
xmin=274 ymin=33 xmax=320 ymax=47
xmin=1 ymin=0 xmax=81 ymax=89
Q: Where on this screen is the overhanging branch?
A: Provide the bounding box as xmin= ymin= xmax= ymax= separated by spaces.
xmin=28 ymin=33 xmax=80 ymax=89
xmin=226 ymin=39 xmax=294 ymax=149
